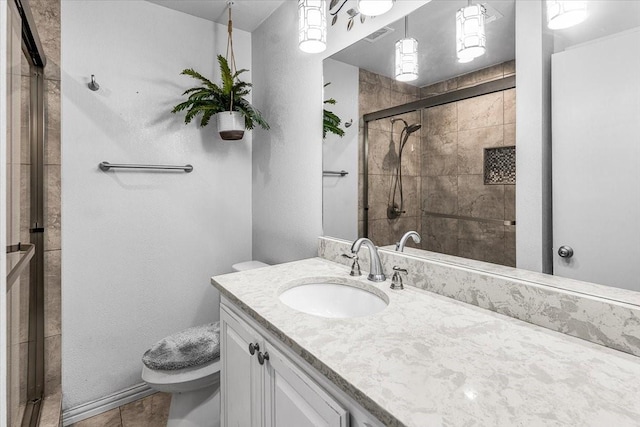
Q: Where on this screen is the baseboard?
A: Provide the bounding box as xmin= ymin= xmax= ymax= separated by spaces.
xmin=61 ymin=383 xmax=155 ymax=426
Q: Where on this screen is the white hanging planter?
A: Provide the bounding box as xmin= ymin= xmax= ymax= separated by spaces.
xmin=216 ymin=111 xmax=245 ymax=140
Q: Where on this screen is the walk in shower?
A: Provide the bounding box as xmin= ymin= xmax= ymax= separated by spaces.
xmin=362 ymin=70 xmax=516 ymax=267
xmin=5 ymin=0 xmax=47 ymax=424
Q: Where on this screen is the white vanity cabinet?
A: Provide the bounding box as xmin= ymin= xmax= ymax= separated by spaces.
xmin=220 ymin=302 xmax=350 ymax=427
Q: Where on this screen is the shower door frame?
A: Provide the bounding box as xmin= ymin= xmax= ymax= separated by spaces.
xmin=360 ymin=75 xmax=516 ymax=237
xmin=14 ymin=0 xmax=47 ymax=426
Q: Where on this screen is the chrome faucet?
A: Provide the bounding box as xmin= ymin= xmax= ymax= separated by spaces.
xmin=396 ymin=230 xmax=421 ymax=252
xmin=350 ymin=238 xmax=385 ymax=282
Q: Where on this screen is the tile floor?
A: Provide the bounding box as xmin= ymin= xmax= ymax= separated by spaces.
xmin=69 ymin=393 xmax=171 ymax=427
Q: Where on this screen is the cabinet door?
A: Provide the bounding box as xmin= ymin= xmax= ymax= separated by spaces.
xmin=264 ymin=343 xmax=348 ymax=427
xmin=221 ymin=306 xmax=264 ymax=427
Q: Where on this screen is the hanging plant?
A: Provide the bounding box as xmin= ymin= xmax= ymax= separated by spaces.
xmin=171 ymin=4 xmax=269 ymax=140
xmin=323 ymin=83 xmax=345 ymax=139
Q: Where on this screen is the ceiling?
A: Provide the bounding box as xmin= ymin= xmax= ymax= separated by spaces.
xmin=146 ymin=0 xmax=285 ymax=32
xmin=329 ymin=0 xmax=640 ymax=88
xmin=330 ymin=0 xmax=516 ymax=88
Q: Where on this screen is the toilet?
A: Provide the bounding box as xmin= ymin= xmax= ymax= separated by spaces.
xmin=141 ymin=260 xmax=268 ymax=426
xmin=141 ymin=323 xmax=221 ymax=427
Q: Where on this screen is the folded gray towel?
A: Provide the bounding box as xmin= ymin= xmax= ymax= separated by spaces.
xmin=142 ymin=322 xmax=220 ymax=370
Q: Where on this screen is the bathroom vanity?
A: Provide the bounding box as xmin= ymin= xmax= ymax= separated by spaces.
xmin=212 ymin=248 xmax=640 ymax=427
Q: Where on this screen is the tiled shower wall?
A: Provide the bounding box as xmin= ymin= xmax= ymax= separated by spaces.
xmin=358 ymin=69 xmax=421 ymax=244
xmin=24 ymin=0 xmax=62 ymax=424
xmin=359 ymin=62 xmax=516 ymax=267
xmin=421 ymin=62 xmax=516 ymax=267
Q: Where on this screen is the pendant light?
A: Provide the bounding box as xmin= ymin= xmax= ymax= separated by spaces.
xmin=357 ymin=0 xmax=394 ymax=17
xmin=547 ymin=1 xmax=588 ymax=30
xmin=456 ymin=1 xmax=486 ymax=63
xmin=298 ymin=0 xmax=327 ymax=53
xmin=395 ymin=16 xmax=418 ymax=82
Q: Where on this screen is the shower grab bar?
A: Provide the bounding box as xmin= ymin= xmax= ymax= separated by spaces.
xmin=323 ymin=170 xmax=349 ymax=177
xmin=423 ymin=211 xmax=516 ymax=226
xmin=6 ymin=243 xmax=35 ymax=293
xmin=99 ymin=162 xmax=193 ymax=173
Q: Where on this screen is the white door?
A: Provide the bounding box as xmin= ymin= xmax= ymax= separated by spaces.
xmin=220 ymin=306 xmax=264 ymax=427
xmin=552 ymin=29 xmax=640 ymax=291
xmin=263 ymin=343 xmax=348 ymax=427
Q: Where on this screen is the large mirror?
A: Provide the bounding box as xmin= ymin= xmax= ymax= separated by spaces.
xmin=323 ymin=0 xmax=640 ymax=293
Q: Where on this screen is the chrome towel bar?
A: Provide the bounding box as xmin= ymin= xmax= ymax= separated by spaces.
xmin=99 ymin=162 xmax=193 ymax=173
xmin=423 ymin=211 xmax=516 ymax=226
xmin=323 ymin=170 xmax=349 ymax=177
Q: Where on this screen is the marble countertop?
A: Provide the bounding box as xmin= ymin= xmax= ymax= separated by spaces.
xmin=211 ymin=257 xmax=640 ymax=427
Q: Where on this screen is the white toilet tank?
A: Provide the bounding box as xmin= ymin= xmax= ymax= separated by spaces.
xmin=232 ymin=260 xmax=269 ymax=272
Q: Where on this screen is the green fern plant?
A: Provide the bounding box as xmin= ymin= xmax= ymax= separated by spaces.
xmin=172 ymin=55 xmax=269 ymax=131
xmin=323 ymin=83 xmax=345 ymax=139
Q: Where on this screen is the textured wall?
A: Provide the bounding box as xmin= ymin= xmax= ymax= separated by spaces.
xmin=322 ymin=59 xmax=359 ymax=241
xmin=251 ymin=1 xmax=324 ymax=264
xmin=251 ymin=0 xmax=428 ymax=265
xmin=515 ymin=0 xmax=553 ymax=273
xmin=61 ymin=1 xmax=252 ymax=409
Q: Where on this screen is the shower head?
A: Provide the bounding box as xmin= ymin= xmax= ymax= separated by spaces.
xmin=405 ymin=123 xmax=422 ymax=135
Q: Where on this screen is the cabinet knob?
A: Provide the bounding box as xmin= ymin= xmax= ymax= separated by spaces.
xmin=248 ymin=342 xmax=260 ymax=355
xmin=257 ymin=351 xmax=270 ymax=365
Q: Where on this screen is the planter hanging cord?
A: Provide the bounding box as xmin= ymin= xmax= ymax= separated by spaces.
xmin=226 ymin=1 xmax=237 ymax=112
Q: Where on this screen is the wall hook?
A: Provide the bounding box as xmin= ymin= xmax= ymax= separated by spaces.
xmin=88 ymin=74 xmax=100 ymax=91
xmin=344 ymin=119 xmax=353 ymax=128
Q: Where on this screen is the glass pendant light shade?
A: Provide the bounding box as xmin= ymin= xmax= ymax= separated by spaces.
xmin=547 ymin=1 xmax=588 ymax=30
xmin=298 ymin=0 xmax=327 ymax=53
xmin=395 ymin=37 xmax=418 ymax=82
xmin=357 ymin=0 xmax=394 ymax=16
xmin=456 ymin=4 xmax=486 ymax=63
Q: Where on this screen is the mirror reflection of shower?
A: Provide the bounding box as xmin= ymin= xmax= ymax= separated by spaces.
xmin=387 ymin=119 xmax=422 ymax=219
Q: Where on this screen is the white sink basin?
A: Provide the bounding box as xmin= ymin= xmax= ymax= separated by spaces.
xmin=279 ymin=280 xmax=388 ymax=318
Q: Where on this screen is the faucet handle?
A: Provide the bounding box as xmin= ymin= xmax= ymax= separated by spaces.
xmin=390 ymin=266 xmax=407 ymax=290
xmin=342 ymin=253 xmax=362 ymax=277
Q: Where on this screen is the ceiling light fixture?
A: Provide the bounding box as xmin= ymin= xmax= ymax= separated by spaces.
xmin=395 ymin=16 xmax=418 ymax=82
xmin=299 ymin=0 xmax=327 ymax=53
xmin=456 ymin=2 xmax=486 ymax=63
xmin=547 ymin=1 xmax=588 ymax=30
xmin=357 ymin=0 xmax=395 ymax=17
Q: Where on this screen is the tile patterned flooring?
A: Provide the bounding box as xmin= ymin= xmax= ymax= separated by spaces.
xmin=69 ymin=393 xmax=171 ymax=427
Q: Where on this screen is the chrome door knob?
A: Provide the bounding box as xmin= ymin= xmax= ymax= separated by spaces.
xmin=558 ymin=245 xmax=574 ymax=258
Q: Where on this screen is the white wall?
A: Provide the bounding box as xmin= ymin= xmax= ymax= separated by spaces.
xmin=61 ymin=1 xmax=252 ymax=409
xmin=251 ymin=0 xmax=427 ymax=264
xmin=515 ymin=0 xmax=553 ymax=273
xmin=322 ymin=59 xmax=358 ymax=241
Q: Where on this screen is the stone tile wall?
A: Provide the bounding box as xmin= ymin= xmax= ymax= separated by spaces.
xmin=358 ymin=69 xmax=421 ymax=246
xmin=24 ymin=0 xmax=62 ymax=424
xmin=421 ymin=61 xmax=516 ymax=266
xmin=359 ymin=62 xmax=516 ymax=267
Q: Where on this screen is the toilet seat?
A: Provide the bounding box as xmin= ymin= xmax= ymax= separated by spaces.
xmin=142 ymin=358 xmax=221 ymax=393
